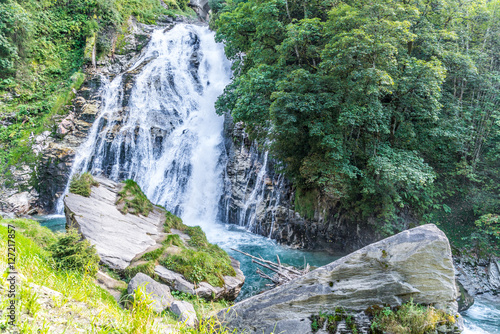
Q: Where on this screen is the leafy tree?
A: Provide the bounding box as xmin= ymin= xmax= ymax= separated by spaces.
xmin=214 ymin=0 xmax=500 ymax=235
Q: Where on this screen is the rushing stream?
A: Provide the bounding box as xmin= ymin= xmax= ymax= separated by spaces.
xmin=45 ymin=23 xmax=497 ymax=332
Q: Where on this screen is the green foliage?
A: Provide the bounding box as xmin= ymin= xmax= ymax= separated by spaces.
xmin=159 ymin=220 xmax=237 ymax=286
xmin=369 ymin=300 xmax=457 ymax=334
xmin=116 ymin=179 xmax=154 ymax=216
xmin=69 ymin=172 xmax=99 ymax=197
xmin=214 ymin=0 xmax=500 ymax=238
xmin=0 ymin=222 xmax=235 ymax=333
xmin=1 ymin=218 xmax=56 ymax=247
xmin=310 ymin=308 xmax=358 ymax=333
xmin=164 ymin=210 xmax=186 ymax=232
xmin=0 ymin=0 xmax=191 ymax=175
xmin=136 ymin=211 xmax=236 ymax=288
xmin=47 ymin=228 xmax=100 ymax=277
xmin=294 ymin=187 xmax=319 ymax=220
xmin=160 ymin=247 xmax=235 ymax=287
xmin=461 ymin=213 xmax=500 ymax=257
xmin=474 ymin=214 xmax=500 ymax=241
xmin=141 ymin=247 xmax=164 ymax=261
xmin=162 ymin=234 xmax=184 ymax=248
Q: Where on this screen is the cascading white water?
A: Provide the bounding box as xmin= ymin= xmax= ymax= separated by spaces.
xmin=58 ymin=24 xmax=231 ymax=233
xmin=46 ymin=25 xmax=499 ymax=329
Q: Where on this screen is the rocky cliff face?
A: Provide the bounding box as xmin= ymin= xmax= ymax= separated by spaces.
xmin=222 ymin=118 xmax=381 ymax=254
xmin=454 ymin=256 xmax=500 ymax=309
xmin=218 ymin=224 xmax=461 ymax=334
xmin=17 ymin=16 xmax=196 ymax=215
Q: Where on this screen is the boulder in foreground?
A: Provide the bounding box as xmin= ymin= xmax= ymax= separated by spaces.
xmin=218 ymin=224 xmax=459 ymax=334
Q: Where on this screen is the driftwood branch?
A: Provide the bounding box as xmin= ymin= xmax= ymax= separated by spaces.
xmin=231 ymin=248 xmax=309 ymax=287
xmin=230 ymin=248 xmax=302 ymax=275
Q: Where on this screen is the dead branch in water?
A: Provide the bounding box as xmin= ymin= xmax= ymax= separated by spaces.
xmin=230 ymin=248 xmax=309 ymax=287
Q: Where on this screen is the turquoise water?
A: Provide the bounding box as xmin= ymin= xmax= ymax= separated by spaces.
xmin=463 ymin=298 xmax=500 ymax=334
xmin=218 ymin=224 xmax=340 ymax=301
xmin=36 ymin=216 xmax=497 ymax=332
xmin=34 ymin=214 xmax=66 ymax=233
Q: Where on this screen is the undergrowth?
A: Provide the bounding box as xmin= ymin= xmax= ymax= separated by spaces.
xmin=368 ymin=300 xmax=458 ymax=334
xmin=131 ymin=210 xmax=237 ymax=287
xmin=116 ymin=179 xmax=154 ymax=216
xmin=69 ymin=172 xmax=99 ymax=197
xmin=47 ymin=228 xmax=100 ymax=277
xmin=0 ymin=218 xmax=239 ymax=333
xmin=159 ymin=214 xmax=236 ymax=287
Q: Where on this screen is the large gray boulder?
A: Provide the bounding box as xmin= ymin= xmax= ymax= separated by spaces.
xmin=218 ymin=224 xmax=459 ymax=334
xmin=64 ymin=177 xmax=166 ymax=270
xmin=128 ymin=273 xmax=174 ymax=313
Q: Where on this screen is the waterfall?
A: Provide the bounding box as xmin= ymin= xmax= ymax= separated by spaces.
xmin=57 ymin=24 xmax=232 ymax=232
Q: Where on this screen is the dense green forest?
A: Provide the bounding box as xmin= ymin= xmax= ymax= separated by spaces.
xmin=211 ymin=0 xmax=500 ymax=254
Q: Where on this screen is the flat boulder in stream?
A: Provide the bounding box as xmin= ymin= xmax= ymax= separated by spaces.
xmin=64 ymin=176 xmax=245 ymax=301
xmin=218 ymin=224 xmax=459 ymax=334
xmin=64 ymin=177 xmax=166 ymax=270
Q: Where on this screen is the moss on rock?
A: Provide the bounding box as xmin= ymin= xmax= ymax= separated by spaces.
xmin=69 ymin=172 xmax=99 ymax=197
xmin=116 ymin=179 xmax=154 ymax=216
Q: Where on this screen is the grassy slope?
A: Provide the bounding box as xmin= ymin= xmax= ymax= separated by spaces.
xmin=0 ymin=218 xmax=236 ymax=333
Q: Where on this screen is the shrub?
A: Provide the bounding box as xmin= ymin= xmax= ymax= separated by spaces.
xmin=47 ymin=228 xmax=100 ymax=277
xmin=370 ymin=300 xmax=457 ymax=334
xmin=69 ymin=172 xmax=99 ymax=197
xmin=116 ymin=179 xmax=154 ymax=216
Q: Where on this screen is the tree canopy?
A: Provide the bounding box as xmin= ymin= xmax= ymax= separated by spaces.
xmin=213 ymin=0 xmax=500 ymax=240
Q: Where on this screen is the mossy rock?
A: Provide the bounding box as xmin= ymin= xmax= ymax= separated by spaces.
xmin=116 ymin=179 xmax=154 ymax=216
xmin=130 ymin=210 xmax=237 ymax=288
xmin=69 ymin=172 xmax=99 ymax=197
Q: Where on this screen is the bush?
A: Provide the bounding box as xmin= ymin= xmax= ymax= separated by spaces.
xmin=369 ymin=300 xmax=457 ymax=334
xmin=116 ymin=179 xmax=154 ymax=216
xmin=461 ymin=214 xmax=500 ymax=257
xmin=69 ymin=172 xmax=99 ymax=197
xmin=132 ymin=211 xmax=237 ymax=287
xmin=159 ymin=223 xmax=236 ymax=287
xmin=47 ymin=228 xmax=100 ymax=277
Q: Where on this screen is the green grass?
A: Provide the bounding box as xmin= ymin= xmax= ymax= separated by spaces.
xmin=47 ymin=228 xmax=100 ymax=277
xmin=69 ymin=172 xmax=99 ymax=197
xmin=163 ymin=234 xmax=184 ymax=247
xmin=1 ymin=218 xmax=56 ymax=248
xmin=164 ymin=210 xmax=185 ymax=232
xmin=0 ymin=218 xmax=240 ymax=333
xmin=141 ymin=247 xmax=165 ymax=261
xmin=124 ymin=261 xmax=156 ymax=280
xmin=159 ymin=222 xmax=237 ymax=288
xmin=131 ymin=211 xmax=237 ymax=288
xmin=116 ymin=179 xmax=154 ymax=216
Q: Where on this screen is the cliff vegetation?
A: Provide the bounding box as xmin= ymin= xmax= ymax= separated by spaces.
xmin=0 ymin=0 xmax=193 ymax=177
xmin=212 ymin=0 xmax=500 ymax=254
